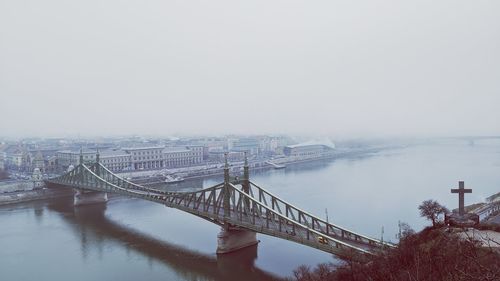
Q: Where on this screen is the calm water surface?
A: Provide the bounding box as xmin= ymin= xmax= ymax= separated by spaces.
xmin=1 ymin=140 xmax=499 ymax=280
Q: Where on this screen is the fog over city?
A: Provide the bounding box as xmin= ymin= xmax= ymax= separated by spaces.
xmin=1 ymin=1 xmax=499 ymax=138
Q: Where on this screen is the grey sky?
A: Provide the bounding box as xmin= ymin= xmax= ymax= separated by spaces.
xmin=1 ymin=1 xmax=499 ymax=138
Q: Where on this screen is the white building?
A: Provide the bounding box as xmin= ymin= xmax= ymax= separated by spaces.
xmin=283 ymin=141 xmax=335 ymax=157
xmin=57 ymin=149 xmax=132 ymax=172
xmin=57 ymin=145 xmax=206 ymax=172
xmin=122 ymin=146 xmax=164 ymax=170
xmin=100 ymin=150 xmax=132 ymax=172
xmin=164 ymin=145 xmax=203 ymax=168
xmin=124 ymin=145 xmax=204 ymax=170
xmin=56 ymin=149 xmax=95 ymax=168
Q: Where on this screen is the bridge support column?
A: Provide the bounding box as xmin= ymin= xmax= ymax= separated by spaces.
xmin=216 ymin=227 xmax=259 ymax=254
xmin=74 ymin=190 xmax=108 ymax=206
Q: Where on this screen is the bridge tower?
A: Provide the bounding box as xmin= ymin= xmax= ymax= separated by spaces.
xmin=242 ymin=152 xmax=250 ymax=194
xmin=73 ymin=149 xmax=108 ymax=206
xmin=223 ymin=153 xmax=231 ymax=218
xmin=217 ymin=152 xmax=258 ymax=254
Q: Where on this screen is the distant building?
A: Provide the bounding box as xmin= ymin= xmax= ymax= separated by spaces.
xmin=124 ymin=145 xmax=204 ymax=170
xmin=6 ymin=152 xmax=23 ymax=169
xmin=56 ymin=149 xmax=95 ymax=168
xmin=100 ymin=150 xmax=132 ymax=172
xmin=4 ymin=146 xmax=32 ymax=171
xmin=123 ymin=146 xmax=164 ymax=170
xmin=32 ymin=151 xmax=45 ymax=172
xmin=232 ymin=137 xmax=260 ymax=155
xmin=164 ymin=146 xmax=203 ymax=168
xmin=283 ymin=142 xmax=335 ymax=157
xmin=209 ymin=150 xmax=245 ymax=162
xmin=45 ymin=156 xmax=57 ymax=173
xmin=57 ymin=149 xmax=132 ymax=172
xmin=32 ymin=168 xmax=43 ymax=189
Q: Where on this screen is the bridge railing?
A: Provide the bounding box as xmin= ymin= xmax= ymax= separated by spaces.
xmin=246 ymin=180 xmax=395 ymax=248
xmin=49 ymin=163 xmax=228 ymax=198
xmin=226 ymin=183 xmax=373 ymax=255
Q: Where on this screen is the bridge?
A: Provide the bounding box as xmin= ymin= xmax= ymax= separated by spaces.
xmin=45 ymin=150 xmax=394 ymax=259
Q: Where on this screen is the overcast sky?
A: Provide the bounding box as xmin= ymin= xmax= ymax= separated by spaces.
xmin=1 ymin=1 xmax=499 ymax=138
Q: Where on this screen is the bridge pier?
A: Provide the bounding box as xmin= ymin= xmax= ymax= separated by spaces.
xmin=216 ymin=227 xmax=259 ymax=254
xmin=74 ymin=190 xmax=108 ymax=206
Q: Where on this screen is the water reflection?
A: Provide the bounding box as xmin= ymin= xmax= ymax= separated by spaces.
xmin=47 ymin=198 xmax=282 ymax=281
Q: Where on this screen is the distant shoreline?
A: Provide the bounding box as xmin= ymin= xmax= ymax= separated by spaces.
xmin=0 ymin=146 xmax=389 ymax=206
xmin=0 ymin=187 xmax=73 ymax=206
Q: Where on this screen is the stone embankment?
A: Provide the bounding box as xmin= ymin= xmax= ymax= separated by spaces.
xmin=0 ymin=186 xmax=73 ymax=206
xmin=117 ymin=148 xmax=381 ymax=182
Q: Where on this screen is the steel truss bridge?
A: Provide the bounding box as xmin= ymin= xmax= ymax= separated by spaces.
xmin=45 ymin=154 xmax=394 ymax=259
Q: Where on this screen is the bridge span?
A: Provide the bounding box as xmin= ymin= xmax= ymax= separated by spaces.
xmin=45 ymin=150 xmax=394 ymax=259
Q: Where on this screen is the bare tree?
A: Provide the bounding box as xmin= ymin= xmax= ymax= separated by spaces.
xmin=418 ymin=199 xmax=449 ymax=226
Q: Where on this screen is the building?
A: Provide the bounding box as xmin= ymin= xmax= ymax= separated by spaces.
xmin=123 ymin=146 xmax=164 ymax=170
xmin=32 ymin=151 xmax=45 ymax=172
xmin=99 ymin=150 xmax=132 ymax=172
xmin=56 ymin=149 xmax=96 ymax=168
xmin=45 ymin=156 xmax=57 ymax=173
xmin=56 ymin=145 xmax=206 ymax=172
xmin=5 ymin=148 xmax=31 ymax=171
xmin=208 ymin=150 xmax=245 ymax=162
xmin=283 ymin=142 xmax=335 ymax=157
xmin=57 ymin=149 xmax=132 ymax=172
xmin=163 ymin=146 xmax=203 ymax=168
xmin=231 ymin=137 xmax=260 ymax=155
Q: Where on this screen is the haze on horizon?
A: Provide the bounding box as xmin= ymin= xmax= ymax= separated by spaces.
xmin=1 ymin=1 xmax=499 ymax=139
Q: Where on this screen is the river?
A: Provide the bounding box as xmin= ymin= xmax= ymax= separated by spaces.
xmin=1 ymin=139 xmax=499 ymax=280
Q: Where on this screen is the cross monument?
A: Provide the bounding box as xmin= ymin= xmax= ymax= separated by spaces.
xmin=451 ymin=181 xmax=472 ymax=216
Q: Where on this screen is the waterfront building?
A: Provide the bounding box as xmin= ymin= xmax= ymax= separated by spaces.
xmin=57 ymin=149 xmax=132 ymax=172
xmin=186 ymin=145 xmax=204 ymax=163
xmin=283 ymin=142 xmax=335 ymax=157
xmin=57 ymin=145 xmax=205 ymax=172
xmin=123 ymin=146 xmax=164 ymax=170
xmin=163 ymin=145 xmax=203 ymax=168
xmin=32 ymin=168 xmax=43 ymax=189
xmin=100 ymin=150 xmax=132 ymax=172
xmin=0 ymin=168 xmax=44 ymax=193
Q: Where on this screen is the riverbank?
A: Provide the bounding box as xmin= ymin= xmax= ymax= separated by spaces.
xmin=291 ymin=225 xmax=500 ymax=281
xmin=123 ymin=146 xmax=388 ymax=184
xmin=0 ymin=146 xmax=392 ymax=205
xmin=0 ymin=187 xmax=73 ymax=206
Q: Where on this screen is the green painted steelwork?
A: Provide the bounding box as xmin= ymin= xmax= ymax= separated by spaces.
xmin=45 ymin=159 xmax=395 ymax=259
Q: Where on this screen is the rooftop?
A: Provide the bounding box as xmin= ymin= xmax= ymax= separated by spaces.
xmin=57 ymin=148 xmax=129 ymax=157
xmin=164 ymin=146 xmax=190 ymax=153
xmin=122 ymin=146 xmax=165 ymax=151
xmin=286 ymin=140 xmax=335 ymax=149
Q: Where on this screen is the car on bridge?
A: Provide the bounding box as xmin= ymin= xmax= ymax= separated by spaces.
xmin=317 ymin=236 xmax=328 ymax=244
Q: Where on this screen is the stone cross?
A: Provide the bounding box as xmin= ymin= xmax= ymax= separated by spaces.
xmin=451 ymin=181 xmax=472 ymax=216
